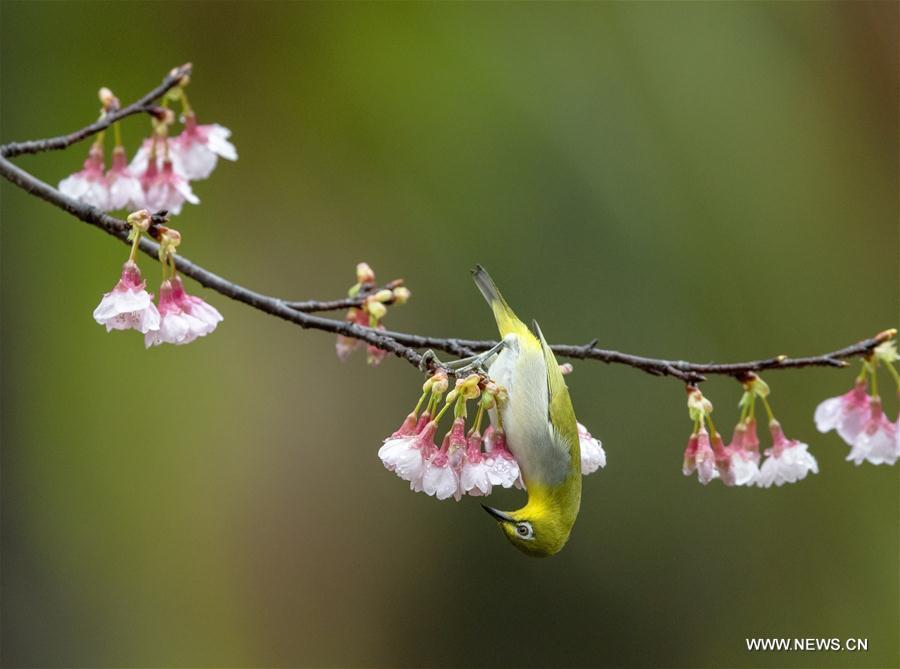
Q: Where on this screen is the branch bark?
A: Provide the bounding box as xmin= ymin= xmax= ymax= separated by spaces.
xmin=0 ymin=64 xmax=892 ymax=385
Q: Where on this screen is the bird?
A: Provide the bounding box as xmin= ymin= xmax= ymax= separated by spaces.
xmin=472 ymin=265 xmax=582 ymax=557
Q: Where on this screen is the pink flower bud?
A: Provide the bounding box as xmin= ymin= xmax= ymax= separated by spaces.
xmin=392 ymin=286 xmax=412 ymax=304
xmin=126 ymin=208 xmax=152 ymax=231
xmin=356 ymin=262 xmax=375 ymax=285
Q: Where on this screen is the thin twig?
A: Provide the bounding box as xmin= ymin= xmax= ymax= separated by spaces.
xmin=0 ymin=65 xmax=892 ymax=385
xmin=0 ymin=64 xmax=192 ymax=158
xmin=285 ymin=279 xmax=404 ymax=313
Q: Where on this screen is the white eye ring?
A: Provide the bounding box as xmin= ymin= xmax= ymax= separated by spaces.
xmin=515 ymin=522 xmax=534 ymax=540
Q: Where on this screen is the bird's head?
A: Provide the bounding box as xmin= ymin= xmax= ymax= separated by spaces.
xmin=482 ymin=488 xmax=579 ymax=557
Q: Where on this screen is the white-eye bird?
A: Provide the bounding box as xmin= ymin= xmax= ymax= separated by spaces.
xmin=472 ymin=265 xmax=581 ymax=557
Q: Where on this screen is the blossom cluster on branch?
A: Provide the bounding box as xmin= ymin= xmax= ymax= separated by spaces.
xmin=58 ymin=80 xmax=236 ymax=215
xmin=1 ymin=64 xmax=897 ymax=504
xmin=378 ymin=370 xmax=607 ymax=500
xmin=680 ymin=342 xmax=899 ymax=490
xmin=93 ymin=210 xmax=222 ymax=346
xmin=335 ymin=263 xmax=412 ymax=366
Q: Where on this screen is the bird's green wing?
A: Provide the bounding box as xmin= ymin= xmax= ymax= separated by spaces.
xmin=533 ymin=320 xmax=578 ymax=453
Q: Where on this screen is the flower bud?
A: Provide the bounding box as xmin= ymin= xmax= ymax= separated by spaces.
xmin=392 ymin=286 xmax=412 ymax=305
xmin=157 ymin=227 xmax=182 ymax=263
xmin=431 ymin=372 xmax=449 ymax=395
xmin=456 ymin=374 xmax=481 ymax=400
xmin=373 ymin=289 xmax=393 ymax=303
xmin=98 ymin=87 xmax=119 ymax=111
xmin=160 ymin=227 xmax=181 ymax=247
xmin=366 ymin=298 xmax=387 ymax=320
xmin=152 ymin=109 xmax=176 ymax=129
xmin=558 ymin=363 xmax=574 ymax=375
xmin=126 ymin=209 xmax=152 ymax=232
xmin=356 ymin=262 xmax=375 ymax=285
xmin=746 ymin=374 xmax=770 ymax=398
xmin=875 ymin=340 xmax=899 ymax=364
xmin=687 ymin=387 xmax=712 ymax=422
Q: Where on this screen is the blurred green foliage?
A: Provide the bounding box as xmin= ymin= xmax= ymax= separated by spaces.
xmin=1 ymin=2 xmax=897 ymax=667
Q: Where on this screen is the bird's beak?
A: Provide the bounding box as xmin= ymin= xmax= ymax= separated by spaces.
xmin=481 ymin=505 xmax=512 ymax=522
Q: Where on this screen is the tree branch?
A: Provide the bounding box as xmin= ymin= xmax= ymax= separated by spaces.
xmin=0 ymin=63 xmax=192 ymax=158
xmin=0 ymin=64 xmax=892 ymax=385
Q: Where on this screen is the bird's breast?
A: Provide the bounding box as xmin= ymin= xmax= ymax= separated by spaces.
xmin=488 ymin=337 xmax=572 ymax=486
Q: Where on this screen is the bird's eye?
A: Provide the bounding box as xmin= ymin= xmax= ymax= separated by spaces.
xmin=515 ymin=522 xmax=534 ymax=540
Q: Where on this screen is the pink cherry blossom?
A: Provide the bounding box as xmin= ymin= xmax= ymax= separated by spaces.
xmin=392 ymin=412 xmax=420 ymax=438
xmin=105 ymin=146 xmax=144 ymax=210
xmin=335 ymin=335 xmax=358 ymax=361
xmin=695 ymin=427 xmax=718 ymax=484
xmin=422 ymin=433 xmax=461 ymax=501
xmin=59 ymin=144 xmax=109 ymax=210
xmin=483 ymin=427 xmax=522 ymax=489
xmin=393 ymin=420 xmax=437 ymax=491
xmin=169 ymin=113 xmax=237 ymax=181
xmin=459 ymin=430 xmax=493 ymax=497
xmin=379 ymin=434 xmax=416 ymax=473
xmin=128 ymin=137 xmax=158 ymax=177
xmin=756 ymin=421 xmax=819 ymax=487
xmin=682 ymin=432 xmax=699 ymax=476
xmin=380 ymin=412 xmax=434 ymax=474
xmin=814 ymin=380 xmax=870 ymax=446
xmin=144 ymin=276 xmax=222 ymax=347
xmin=170 ymin=277 xmax=223 ymax=333
xmin=714 ymin=421 xmax=760 ymax=486
xmin=683 ymin=426 xmax=718 ymax=484
xmin=142 ymin=159 xmax=199 ymax=215
xmin=335 ymin=308 xmax=369 ymax=362
xmin=92 ymin=261 xmax=160 ymax=333
xmin=577 ymin=421 xmax=606 ymax=474
xmin=846 ymin=397 xmax=898 ymax=466
xmin=740 ymin=418 xmax=762 ymax=463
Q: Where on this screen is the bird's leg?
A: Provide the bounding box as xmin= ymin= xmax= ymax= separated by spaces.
xmin=419 ymin=340 xmax=507 ymax=376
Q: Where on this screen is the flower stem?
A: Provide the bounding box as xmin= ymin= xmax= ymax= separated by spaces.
xmin=453 ymin=394 xmax=467 ymax=420
xmin=884 ymin=362 xmax=900 ymax=391
xmin=870 ymin=362 xmax=879 ymax=398
xmin=113 ymin=121 xmax=122 ymax=148
xmin=128 ymin=230 xmax=142 ymax=263
xmin=738 ymin=395 xmax=750 ymax=424
xmin=180 ymin=89 xmax=193 ymax=116
xmin=469 ymin=404 xmax=485 ymax=436
xmin=434 ymin=399 xmax=454 ymax=425
xmin=412 ymin=391 xmax=428 ymax=418
xmin=760 ymin=395 xmax=776 ymax=423
xmin=705 ymin=413 xmax=719 ymax=439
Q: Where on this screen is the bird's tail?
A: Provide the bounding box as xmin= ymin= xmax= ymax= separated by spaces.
xmin=471 ymin=265 xmax=531 ymax=339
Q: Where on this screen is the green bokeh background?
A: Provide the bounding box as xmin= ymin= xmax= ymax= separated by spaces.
xmin=2 ymin=2 xmax=897 ymax=668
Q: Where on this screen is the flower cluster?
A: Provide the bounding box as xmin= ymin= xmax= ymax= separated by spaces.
xmin=335 ymin=262 xmax=412 ymax=366
xmin=379 ymin=369 xmax=606 ymax=501
xmin=93 ymin=210 xmax=222 ymax=346
xmin=379 ymin=373 xmax=520 ymax=500
xmin=815 ymin=342 xmax=899 ymax=466
xmin=682 ymin=377 xmax=818 ymax=488
xmin=59 ymin=77 xmax=236 ymax=215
